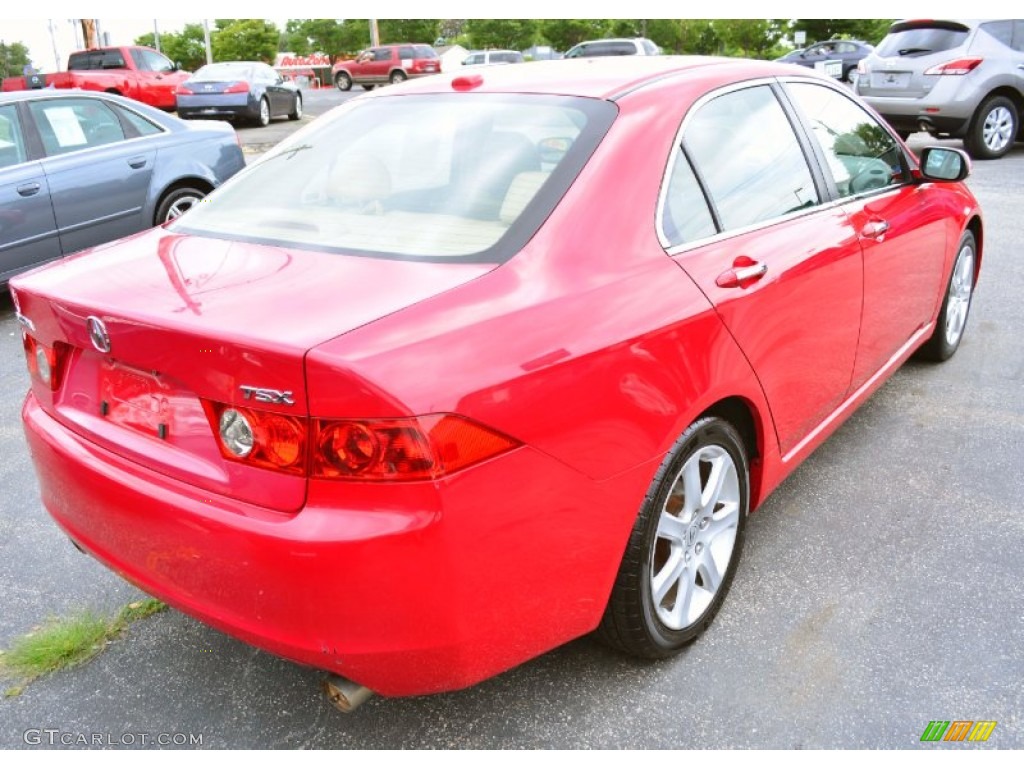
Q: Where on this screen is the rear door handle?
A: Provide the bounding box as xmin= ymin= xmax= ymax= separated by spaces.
xmin=716 ymin=259 xmax=768 ymax=288
xmin=861 ymin=219 xmax=890 ymax=239
xmin=128 ymin=156 xmax=147 ymax=169
xmin=17 ymin=182 xmax=41 ymax=197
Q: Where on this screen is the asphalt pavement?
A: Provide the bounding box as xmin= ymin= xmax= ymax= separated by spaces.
xmin=0 ymin=95 xmax=1021 ymax=748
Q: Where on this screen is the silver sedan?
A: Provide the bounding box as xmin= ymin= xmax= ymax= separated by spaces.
xmin=1 ymin=89 xmax=245 ymax=284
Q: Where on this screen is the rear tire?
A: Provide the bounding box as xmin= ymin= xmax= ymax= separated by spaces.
xmin=598 ymin=417 xmax=749 ymax=658
xmin=916 ymin=231 xmax=977 ymax=362
xmin=155 ymin=186 xmax=205 ymax=225
xmin=389 ymin=70 xmax=407 ymax=85
xmin=963 ymin=96 xmax=1017 ymax=159
xmin=288 ymin=93 xmax=302 ymax=121
xmin=256 ymin=97 xmax=270 ymax=128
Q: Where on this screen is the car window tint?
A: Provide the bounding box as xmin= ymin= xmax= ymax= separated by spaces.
xmin=684 ymin=85 xmax=819 ymax=231
xmin=642 ymin=39 xmax=659 ymax=55
xmin=398 ymin=46 xmax=417 ymax=59
xmin=660 ymin=150 xmax=717 ymax=246
xmin=29 ymin=98 xmax=126 ymax=155
xmin=877 ymin=26 xmax=968 ymax=57
xmin=0 ymin=105 xmax=29 ymax=168
xmin=466 ymin=54 xmax=483 ymax=65
xmin=140 ymin=49 xmax=174 ymax=73
xmin=413 ymin=45 xmax=438 ymax=59
xmin=373 ymin=49 xmax=392 ymax=62
xmin=114 ymin=105 xmax=163 ymax=136
xmin=787 ymin=82 xmax=905 ymax=198
xmin=980 ymin=21 xmax=1014 ymax=48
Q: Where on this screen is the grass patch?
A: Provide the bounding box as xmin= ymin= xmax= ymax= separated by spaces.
xmin=0 ymin=599 xmax=167 ymax=697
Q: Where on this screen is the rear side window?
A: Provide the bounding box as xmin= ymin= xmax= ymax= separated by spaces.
xmin=876 ymin=24 xmax=969 ymax=57
xmin=412 ymin=45 xmax=438 ymax=59
xmin=660 ymin=151 xmax=717 ymax=246
xmin=114 ymin=105 xmax=163 ymax=136
xmin=683 ymin=86 xmax=818 ymax=231
xmin=586 ymin=42 xmax=637 ymax=57
xmin=0 ymin=105 xmax=28 ymax=168
xmin=979 ymin=21 xmax=1014 ymax=48
xmin=397 ymin=46 xmax=417 ymax=60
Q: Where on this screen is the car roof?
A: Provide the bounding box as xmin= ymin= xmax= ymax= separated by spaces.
xmin=383 ymin=56 xmax=807 ymax=100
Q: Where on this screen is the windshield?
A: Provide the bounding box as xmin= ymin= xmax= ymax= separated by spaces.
xmin=877 ymin=24 xmax=969 ymax=57
xmin=172 ymin=94 xmax=616 ymax=263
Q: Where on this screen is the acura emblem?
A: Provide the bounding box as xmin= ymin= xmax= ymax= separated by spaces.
xmin=87 ymin=316 xmax=111 ymax=353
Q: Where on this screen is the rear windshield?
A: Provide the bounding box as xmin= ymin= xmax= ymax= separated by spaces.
xmin=877 ymin=23 xmax=969 ymax=57
xmin=68 ymin=49 xmax=127 ymax=70
xmin=172 ymin=94 xmax=616 ymax=263
xmin=193 ymin=63 xmax=254 ymax=80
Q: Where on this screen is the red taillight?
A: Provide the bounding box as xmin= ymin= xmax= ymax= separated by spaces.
xmin=224 ymin=81 xmax=250 ymax=94
xmin=201 ymin=404 xmax=518 ymax=481
xmin=22 ymin=335 xmax=69 ymax=391
xmin=313 ymin=414 xmax=519 ymax=482
xmin=175 ymin=83 xmax=193 ymax=95
xmin=203 ymin=401 xmax=307 ymax=476
xmin=925 ymin=58 xmax=983 ymax=76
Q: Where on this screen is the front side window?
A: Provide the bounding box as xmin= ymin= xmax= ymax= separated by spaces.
xmin=139 ymin=49 xmax=174 ymax=73
xmin=29 ymin=98 xmax=126 ymax=155
xmin=0 ymin=105 xmax=28 ymax=168
xmin=787 ymin=82 xmax=905 ymax=198
xmin=373 ymin=49 xmax=393 ymax=62
xmin=683 ymin=85 xmax=818 ymax=231
xmin=172 ymin=94 xmax=616 ymax=263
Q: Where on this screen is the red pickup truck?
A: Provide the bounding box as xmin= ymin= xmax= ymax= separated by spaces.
xmin=1 ymin=46 xmax=190 ymax=110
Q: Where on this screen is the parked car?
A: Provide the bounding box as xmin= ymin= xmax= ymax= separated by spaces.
xmin=462 ymin=50 xmax=524 ymax=66
xmin=332 ymin=44 xmax=440 ymax=90
xmin=176 ymin=61 xmax=302 ymax=127
xmin=0 ymin=46 xmax=190 ymax=110
xmin=0 ymin=90 xmax=244 ymax=285
xmin=775 ymin=39 xmax=874 ymax=82
xmin=855 ymin=19 xmax=1024 ymax=159
xmin=565 ymin=38 xmax=661 ymax=58
xmin=12 ymin=57 xmax=981 ymax=707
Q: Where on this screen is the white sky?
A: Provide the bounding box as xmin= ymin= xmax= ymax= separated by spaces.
xmin=2 ymin=1 xmax=993 ymax=72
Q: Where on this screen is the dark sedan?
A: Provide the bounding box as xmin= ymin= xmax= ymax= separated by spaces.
xmin=776 ymin=40 xmax=874 ymax=82
xmin=176 ymin=62 xmax=302 ymax=127
xmin=1 ymin=90 xmax=244 ymax=285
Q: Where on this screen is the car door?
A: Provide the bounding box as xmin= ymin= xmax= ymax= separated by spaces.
xmin=255 ymin=65 xmax=284 ymax=115
xmin=367 ymin=48 xmax=394 ymax=83
xmin=784 ymin=80 xmax=948 ymax=390
xmin=0 ymin=103 xmax=61 ymax=280
xmin=129 ymin=48 xmax=182 ymax=109
xmin=661 ymin=83 xmax=863 ymax=457
xmin=27 ymin=97 xmax=156 ymax=255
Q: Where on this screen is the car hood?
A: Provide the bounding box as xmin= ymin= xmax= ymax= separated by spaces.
xmin=15 ymin=228 xmax=495 ymax=351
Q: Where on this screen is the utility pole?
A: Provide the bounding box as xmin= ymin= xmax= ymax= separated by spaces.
xmin=203 ymin=19 xmax=212 ymax=65
xmin=370 ymin=19 xmax=379 ymax=47
xmin=153 ymin=20 xmax=161 ymax=53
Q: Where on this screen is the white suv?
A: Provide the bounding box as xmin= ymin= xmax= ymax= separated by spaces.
xmin=855 ymin=19 xmax=1024 ymax=159
xmin=564 ymin=38 xmax=660 ymax=58
xmin=462 ymin=50 xmax=525 ymax=66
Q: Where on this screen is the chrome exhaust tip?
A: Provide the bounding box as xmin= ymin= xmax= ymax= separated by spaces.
xmin=322 ymin=674 xmax=375 ymax=712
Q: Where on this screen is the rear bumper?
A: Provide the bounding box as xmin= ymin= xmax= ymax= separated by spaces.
xmin=860 ymin=76 xmax=982 ymax=137
xmin=22 ymin=392 xmax=641 ymax=696
xmin=176 ymin=93 xmax=254 ymax=120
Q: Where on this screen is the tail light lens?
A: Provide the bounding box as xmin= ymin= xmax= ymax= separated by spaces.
xmin=22 ymin=335 xmax=69 ymax=391
xmin=202 ymin=405 xmax=519 ymax=482
xmin=203 ymin=401 xmax=306 ymax=475
xmin=314 ymin=415 xmax=520 ymax=482
xmin=856 ymin=60 xmax=868 ymax=75
xmin=224 ymin=81 xmax=250 ymax=94
xmin=925 ymin=58 xmax=983 ymax=76
xmin=175 ymin=83 xmax=193 ymax=95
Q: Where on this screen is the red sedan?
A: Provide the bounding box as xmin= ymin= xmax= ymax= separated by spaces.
xmin=12 ymin=58 xmax=981 ymax=706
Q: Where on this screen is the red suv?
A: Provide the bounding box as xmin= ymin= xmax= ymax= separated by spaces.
xmin=333 ymin=44 xmax=440 ymax=90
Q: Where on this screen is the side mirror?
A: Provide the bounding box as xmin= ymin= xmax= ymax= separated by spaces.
xmin=174 ymin=61 xmax=183 ymax=72
xmin=919 ymin=146 xmax=971 ymax=182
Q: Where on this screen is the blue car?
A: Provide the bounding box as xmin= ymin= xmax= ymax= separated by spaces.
xmin=0 ymin=89 xmax=244 ymax=285
xmin=776 ymin=40 xmax=874 ymax=83
xmin=176 ymin=62 xmax=302 ymax=127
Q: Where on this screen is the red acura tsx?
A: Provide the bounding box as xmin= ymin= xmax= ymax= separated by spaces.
xmin=11 ymin=57 xmax=981 ymax=707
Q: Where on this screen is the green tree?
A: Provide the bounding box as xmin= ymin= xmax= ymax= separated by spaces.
xmin=465 ymin=19 xmax=539 ymax=50
xmin=789 ymin=19 xmax=894 ymax=46
xmin=212 ymin=19 xmax=280 ymax=63
xmin=378 ymin=19 xmax=440 ymax=45
xmin=0 ymin=41 xmax=32 ymax=80
xmin=540 ymin=19 xmax=610 ymax=50
xmin=716 ymin=19 xmax=784 ymax=58
xmin=135 ymin=24 xmax=209 ymax=71
xmin=282 ymin=19 xmax=362 ymax=61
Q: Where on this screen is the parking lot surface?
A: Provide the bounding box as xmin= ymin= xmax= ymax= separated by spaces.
xmin=1 ymin=89 xmax=1021 ymax=747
